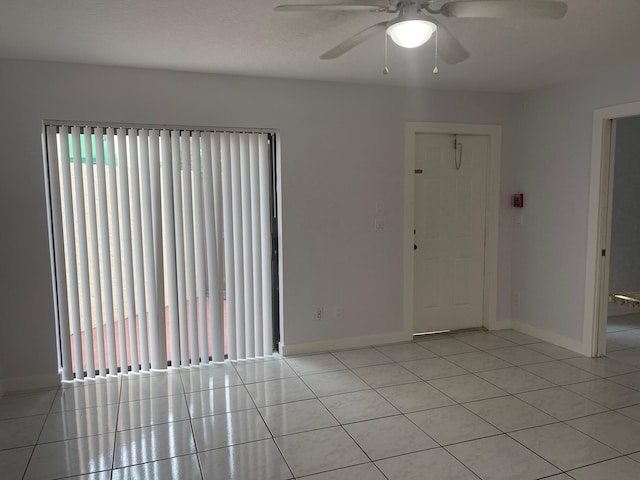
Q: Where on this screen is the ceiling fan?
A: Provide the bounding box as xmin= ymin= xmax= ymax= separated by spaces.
xmin=274 ymin=1 xmax=568 ymax=65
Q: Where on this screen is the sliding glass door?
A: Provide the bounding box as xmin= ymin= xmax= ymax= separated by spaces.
xmin=43 ymin=124 xmax=278 ymax=380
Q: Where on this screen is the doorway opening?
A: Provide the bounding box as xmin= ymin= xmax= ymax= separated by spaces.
xmin=403 ymin=122 xmax=502 ymax=336
xmin=604 ymin=116 xmax=640 ymax=358
xmin=586 ymin=102 xmax=640 ymax=358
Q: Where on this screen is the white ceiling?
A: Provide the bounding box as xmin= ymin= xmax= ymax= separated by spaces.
xmin=1 ymin=0 xmax=640 ymax=93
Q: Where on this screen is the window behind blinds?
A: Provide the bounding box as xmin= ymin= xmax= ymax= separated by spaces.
xmin=43 ymin=123 xmax=278 ymax=380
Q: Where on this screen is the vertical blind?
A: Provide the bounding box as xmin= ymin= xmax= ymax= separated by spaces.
xmin=44 ymin=124 xmax=275 ymax=380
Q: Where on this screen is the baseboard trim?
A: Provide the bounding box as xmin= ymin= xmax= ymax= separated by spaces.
xmin=280 ymin=330 xmax=413 ymax=357
xmin=511 ymin=320 xmax=587 ymax=356
xmin=2 ymin=373 xmax=60 ymax=395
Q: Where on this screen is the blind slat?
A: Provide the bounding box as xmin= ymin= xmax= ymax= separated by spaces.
xmin=259 ymin=135 xmax=274 ymax=355
xmin=211 ymin=134 xmax=225 ymax=308
xmin=230 ymin=133 xmax=246 ymax=360
xmin=192 ymin=133 xmax=209 ymax=364
xmin=117 ymin=129 xmax=139 ymax=372
xmin=204 ymin=133 xmax=224 ymax=362
xmin=182 ymin=132 xmax=198 ymax=365
xmin=106 ymin=128 xmax=128 ymax=373
xmin=94 ymin=128 xmax=118 ymax=375
xmin=46 ymin=126 xmax=73 ymax=380
xmin=71 ymin=127 xmax=95 ymax=378
xmin=220 ymin=133 xmax=237 ymax=360
xmin=171 ymin=131 xmax=189 ymax=367
xmin=161 ymin=130 xmax=180 ymax=366
xmin=250 ymin=135 xmax=264 ymax=358
xmin=149 ymin=130 xmax=167 ymax=368
xmin=240 ymin=134 xmax=255 ymax=358
xmin=83 ymin=128 xmax=106 ymax=376
xmin=140 ymin=130 xmax=161 ymax=370
xmin=129 ymin=130 xmax=150 ymax=371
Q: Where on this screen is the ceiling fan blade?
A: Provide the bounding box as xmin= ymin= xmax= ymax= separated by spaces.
xmin=320 ymin=21 xmax=388 ymax=59
xmin=440 ymin=1 xmax=568 ymax=19
xmin=421 ymin=14 xmax=470 ymax=64
xmin=275 ymin=1 xmax=389 ymax=12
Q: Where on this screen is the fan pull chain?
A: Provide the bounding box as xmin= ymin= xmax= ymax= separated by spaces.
xmin=433 ymin=27 xmax=439 ymax=75
xmin=383 ymin=32 xmax=390 ymax=75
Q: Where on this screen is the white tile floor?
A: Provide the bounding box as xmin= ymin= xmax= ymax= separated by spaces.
xmin=2 ymin=328 xmax=640 ymax=479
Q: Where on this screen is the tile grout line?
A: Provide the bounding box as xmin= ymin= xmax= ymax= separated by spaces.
xmin=180 ymin=369 xmax=206 ymax=480
xmin=20 ymin=385 xmax=61 ymax=480
xmin=287 ymin=352 xmax=374 ymax=478
xmin=238 ymin=364 xmax=297 ymax=480
xmin=504 ymin=421 xmax=625 ymax=475
xmin=107 ymin=375 xmax=124 ymax=478
xmin=363 ymin=340 xmax=640 ymax=479
xmin=437 ymin=338 xmax=640 ymax=477
xmin=289 ymin=350 xmax=411 ymax=478
xmin=4 ymin=331 xmax=640 ymax=479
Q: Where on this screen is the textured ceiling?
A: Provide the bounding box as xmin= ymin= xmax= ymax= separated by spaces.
xmin=1 ymin=0 xmax=640 ymax=92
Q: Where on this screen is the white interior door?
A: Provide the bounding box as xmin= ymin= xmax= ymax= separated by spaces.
xmin=413 ymin=133 xmax=489 ymax=333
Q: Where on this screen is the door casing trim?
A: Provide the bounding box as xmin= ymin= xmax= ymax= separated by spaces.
xmin=403 ymin=122 xmax=502 ymax=335
xmin=584 ymin=101 xmax=640 ymax=357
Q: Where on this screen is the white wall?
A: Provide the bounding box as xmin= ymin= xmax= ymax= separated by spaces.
xmin=608 ymin=115 xmax=640 ymax=316
xmin=512 ymin=61 xmax=640 ymax=344
xmin=0 ymin=60 xmax=518 ymax=388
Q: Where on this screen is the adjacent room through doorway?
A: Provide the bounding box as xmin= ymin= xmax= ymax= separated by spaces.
xmin=605 ymin=115 xmax=640 ymax=361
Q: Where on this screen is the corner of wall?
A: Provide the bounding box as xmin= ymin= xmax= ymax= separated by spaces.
xmin=511 ymin=320 xmax=588 ymax=356
xmin=2 ymin=373 xmax=60 ymax=395
xmin=488 ymin=319 xmax=512 ymax=331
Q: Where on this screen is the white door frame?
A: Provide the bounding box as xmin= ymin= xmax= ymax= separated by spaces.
xmin=403 ymin=122 xmax=502 ymax=335
xmin=584 ymin=101 xmax=640 ymax=357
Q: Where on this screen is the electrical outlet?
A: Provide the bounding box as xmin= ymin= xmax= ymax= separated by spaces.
xmin=512 ymin=291 xmax=521 ymax=306
xmin=335 ymin=306 xmax=343 ymax=320
xmin=315 ymin=306 xmax=324 ymax=321
xmin=514 ymin=213 xmax=523 ymax=226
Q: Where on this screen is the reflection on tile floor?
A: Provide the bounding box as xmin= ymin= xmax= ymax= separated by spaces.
xmin=2 ymin=326 xmax=640 ymax=479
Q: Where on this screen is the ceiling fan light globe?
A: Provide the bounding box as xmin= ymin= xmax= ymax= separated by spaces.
xmin=386 ymin=19 xmax=436 ymax=48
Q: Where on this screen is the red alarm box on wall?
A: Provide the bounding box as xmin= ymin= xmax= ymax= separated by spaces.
xmin=513 ymin=193 xmax=524 ymax=208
